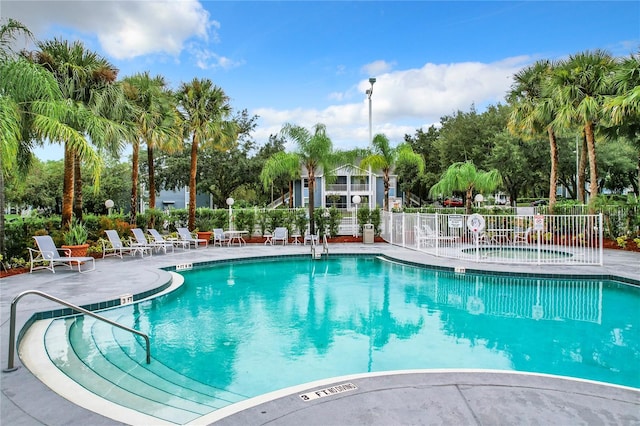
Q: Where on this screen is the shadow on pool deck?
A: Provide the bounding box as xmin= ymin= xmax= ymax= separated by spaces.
xmin=1 ymin=243 xmax=639 ymax=425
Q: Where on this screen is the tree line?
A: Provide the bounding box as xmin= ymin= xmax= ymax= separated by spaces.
xmin=2 ymin=17 xmax=639 ymax=257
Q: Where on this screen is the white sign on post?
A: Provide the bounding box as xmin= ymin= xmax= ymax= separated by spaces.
xmin=448 ymin=215 xmax=463 ymax=228
xmin=533 ymin=215 xmax=544 ymax=231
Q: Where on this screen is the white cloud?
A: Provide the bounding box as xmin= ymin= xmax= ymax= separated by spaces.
xmin=362 ymin=60 xmax=395 ymax=76
xmin=3 ymin=0 xmax=214 ymax=59
xmin=253 ymin=57 xmax=530 ymax=151
xmin=188 ymin=45 xmax=244 ymax=70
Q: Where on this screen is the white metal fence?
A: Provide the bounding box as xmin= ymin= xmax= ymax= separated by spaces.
xmin=380 ymin=211 xmax=603 ymax=265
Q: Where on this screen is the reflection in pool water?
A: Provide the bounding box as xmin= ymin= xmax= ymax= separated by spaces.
xmin=59 ymin=255 xmax=639 ymax=420
xmin=121 ymin=256 xmax=640 ymax=394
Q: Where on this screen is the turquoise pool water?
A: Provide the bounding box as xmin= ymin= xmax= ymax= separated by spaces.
xmin=73 ymin=256 xmax=640 ymax=398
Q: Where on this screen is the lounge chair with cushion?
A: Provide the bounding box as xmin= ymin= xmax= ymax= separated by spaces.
xmin=104 ymin=230 xmax=152 ymax=258
xmin=272 ymin=227 xmax=288 ymax=245
xmin=177 ymin=227 xmax=208 ymax=248
xmin=132 ymin=228 xmax=173 ymax=254
xmin=29 ymin=235 xmax=95 ymax=273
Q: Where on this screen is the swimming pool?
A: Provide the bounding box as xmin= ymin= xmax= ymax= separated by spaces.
xmin=43 ymin=255 xmax=640 ymax=422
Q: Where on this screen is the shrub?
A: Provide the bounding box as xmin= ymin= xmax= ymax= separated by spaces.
xmin=234 ymin=209 xmax=256 ymax=235
xmin=63 ymin=220 xmax=89 ymax=245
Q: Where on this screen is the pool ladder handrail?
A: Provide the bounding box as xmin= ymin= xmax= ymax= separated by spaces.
xmin=310 ymin=234 xmax=329 ymax=259
xmin=3 ymin=289 xmax=151 ymax=372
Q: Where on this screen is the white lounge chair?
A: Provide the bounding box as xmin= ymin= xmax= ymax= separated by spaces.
xmin=29 ymin=235 xmax=95 ymax=273
xmin=213 ymin=228 xmax=230 ymax=247
xmin=148 ymin=229 xmax=189 ymax=250
xmin=132 ymin=228 xmax=173 ymax=254
xmin=272 ymin=227 xmax=288 ymax=245
xmin=177 ymin=227 xmax=208 ymax=248
xmin=104 ymin=230 xmax=152 ymax=258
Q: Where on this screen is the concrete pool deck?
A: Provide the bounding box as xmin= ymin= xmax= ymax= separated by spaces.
xmin=1 ymin=242 xmax=639 ymax=425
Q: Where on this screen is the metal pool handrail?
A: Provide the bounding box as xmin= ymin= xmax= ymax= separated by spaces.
xmin=3 ymin=290 xmax=151 ymax=372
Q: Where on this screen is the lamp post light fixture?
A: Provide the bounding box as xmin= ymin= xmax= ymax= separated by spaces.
xmin=352 ymin=195 xmax=361 ymax=237
xmin=366 ymin=77 xmax=376 ymax=145
xmin=105 ymin=199 xmax=114 ymax=215
xmin=226 ymin=197 xmax=234 ymax=230
xmin=366 ymin=77 xmax=376 ymax=209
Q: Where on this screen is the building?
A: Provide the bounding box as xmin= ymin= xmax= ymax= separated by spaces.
xmin=289 ymin=164 xmax=400 ymax=211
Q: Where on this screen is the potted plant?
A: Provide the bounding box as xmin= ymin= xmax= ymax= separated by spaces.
xmin=62 ymin=220 xmax=90 ymax=257
xmin=195 ymin=216 xmax=214 ymax=246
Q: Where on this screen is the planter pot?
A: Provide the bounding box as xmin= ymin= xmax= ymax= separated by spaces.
xmin=61 ymin=243 xmax=90 ymax=258
xmin=196 ymin=232 xmax=213 ymax=246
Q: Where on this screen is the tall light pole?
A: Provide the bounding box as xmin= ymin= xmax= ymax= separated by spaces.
xmin=366 ymin=77 xmax=376 ymax=209
xmin=366 ymin=77 xmax=376 ymax=144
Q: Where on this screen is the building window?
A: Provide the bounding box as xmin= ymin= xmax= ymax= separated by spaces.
xmin=326 ymin=195 xmax=347 ymax=209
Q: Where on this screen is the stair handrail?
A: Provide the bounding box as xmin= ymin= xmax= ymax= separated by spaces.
xmin=4 ymin=289 xmax=151 ymax=372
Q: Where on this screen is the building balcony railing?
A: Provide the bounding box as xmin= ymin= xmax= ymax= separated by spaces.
xmin=325 ymin=184 xmax=370 ymax=192
xmin=350 ymin=184 xmax=369 ymax=191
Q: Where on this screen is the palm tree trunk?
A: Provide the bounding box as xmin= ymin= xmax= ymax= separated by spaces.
xmin=383 ymin=173 xmax=389 ymax=211
xmin=0 ymin=153 xmax=5 ymax=260
xmin=578 ymin=130 xmax=587 ymax=203
xmin=73 ymin=151 xmax=83 ymax=221
xmin=584 ymin=122 xmax=599 ymax=213
xmin=308 ymin=175 xmax=315 ymax=235
xmin=637 ymin=150 xmax=640 ymax=196
xmin=148 ymin=145 xmax=156 ymax=211
xmin=465 ymin=188 xmax=473 ymax=215
xmin=62 ymin=144 xmax=74 ymax=229
xmin=147 ymin=145 xmax=157 ymax=228
xmin=188 ymin=138 xmax=198 ymax=230
xmin=547 ymin=127 xmax=558 ymax=214
xmin=289 ymin=181 xmax=293 ymax=208
xmin=130 ymin=140 xmax=139 ymax=225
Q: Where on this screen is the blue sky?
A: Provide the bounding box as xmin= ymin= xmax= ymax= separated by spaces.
xmin=4 ymin=1 xmax=639 ymax=161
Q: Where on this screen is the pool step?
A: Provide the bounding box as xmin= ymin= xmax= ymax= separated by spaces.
xmin=44 ymin=316 xmax=245 ymax=424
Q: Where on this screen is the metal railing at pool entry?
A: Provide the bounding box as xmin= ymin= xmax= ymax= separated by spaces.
xmin=3 ymin=290 xmax=151 ymax=372
xmin=380 ymin=211 xmax=603 ymax=265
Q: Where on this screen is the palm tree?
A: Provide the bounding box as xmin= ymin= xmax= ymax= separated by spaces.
xmin=0 ymin=18 xmax=32 ymax=60
xmin=260 ymin=151 xmax=300 ymax=207
xmin=552 ymin=50 xmax=616 ymax=212
xmin=1 ymin=59 xmax=99 ymax=257
xmin=359 ymin=134 xmax=424 ymax=211
xmin=278 ymin=123 xmax=338 ymax=235
xmin=32 ymin=38 xmax=123 ymax=226
xmin=176 ymin=78 xmax=238 ymax=230
xmin=507 ymin=60 xmax=563 ymax=211
xmin=429 ymin=161 xmax=502 ymax=215
xmin=122 ymin=72 xmax=182 ymax=224
xmin=604 ymin=53 xmax=640 ymax=193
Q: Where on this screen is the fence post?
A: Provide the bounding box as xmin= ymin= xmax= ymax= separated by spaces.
xmin=598 ymin=213 xmax=603 ymax=266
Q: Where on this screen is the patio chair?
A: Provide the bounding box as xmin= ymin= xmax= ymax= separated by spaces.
xmin=103 ymin=230 xmax=152 ymax=258
xmin=303 ymin=229 xmax=319 ymax=246
xmin=272 ymin=227 xmax=288 ymax=245
xmin=29 ymin=235 xmax=95 ymax=273
xmin=148 ymin=228 xmax=189 ymax=250
xmin=213 ymin=228 xmax=230 ymax=247
xmin=512 ymin=227 xmax=532 ymax=245
xmin=415 ymin=225 xmax=459 ymax=248
xmin=177 ymin=227 xmax=208 ymax=248
xmin=132 ymin=228 xmax=173 ymax=254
